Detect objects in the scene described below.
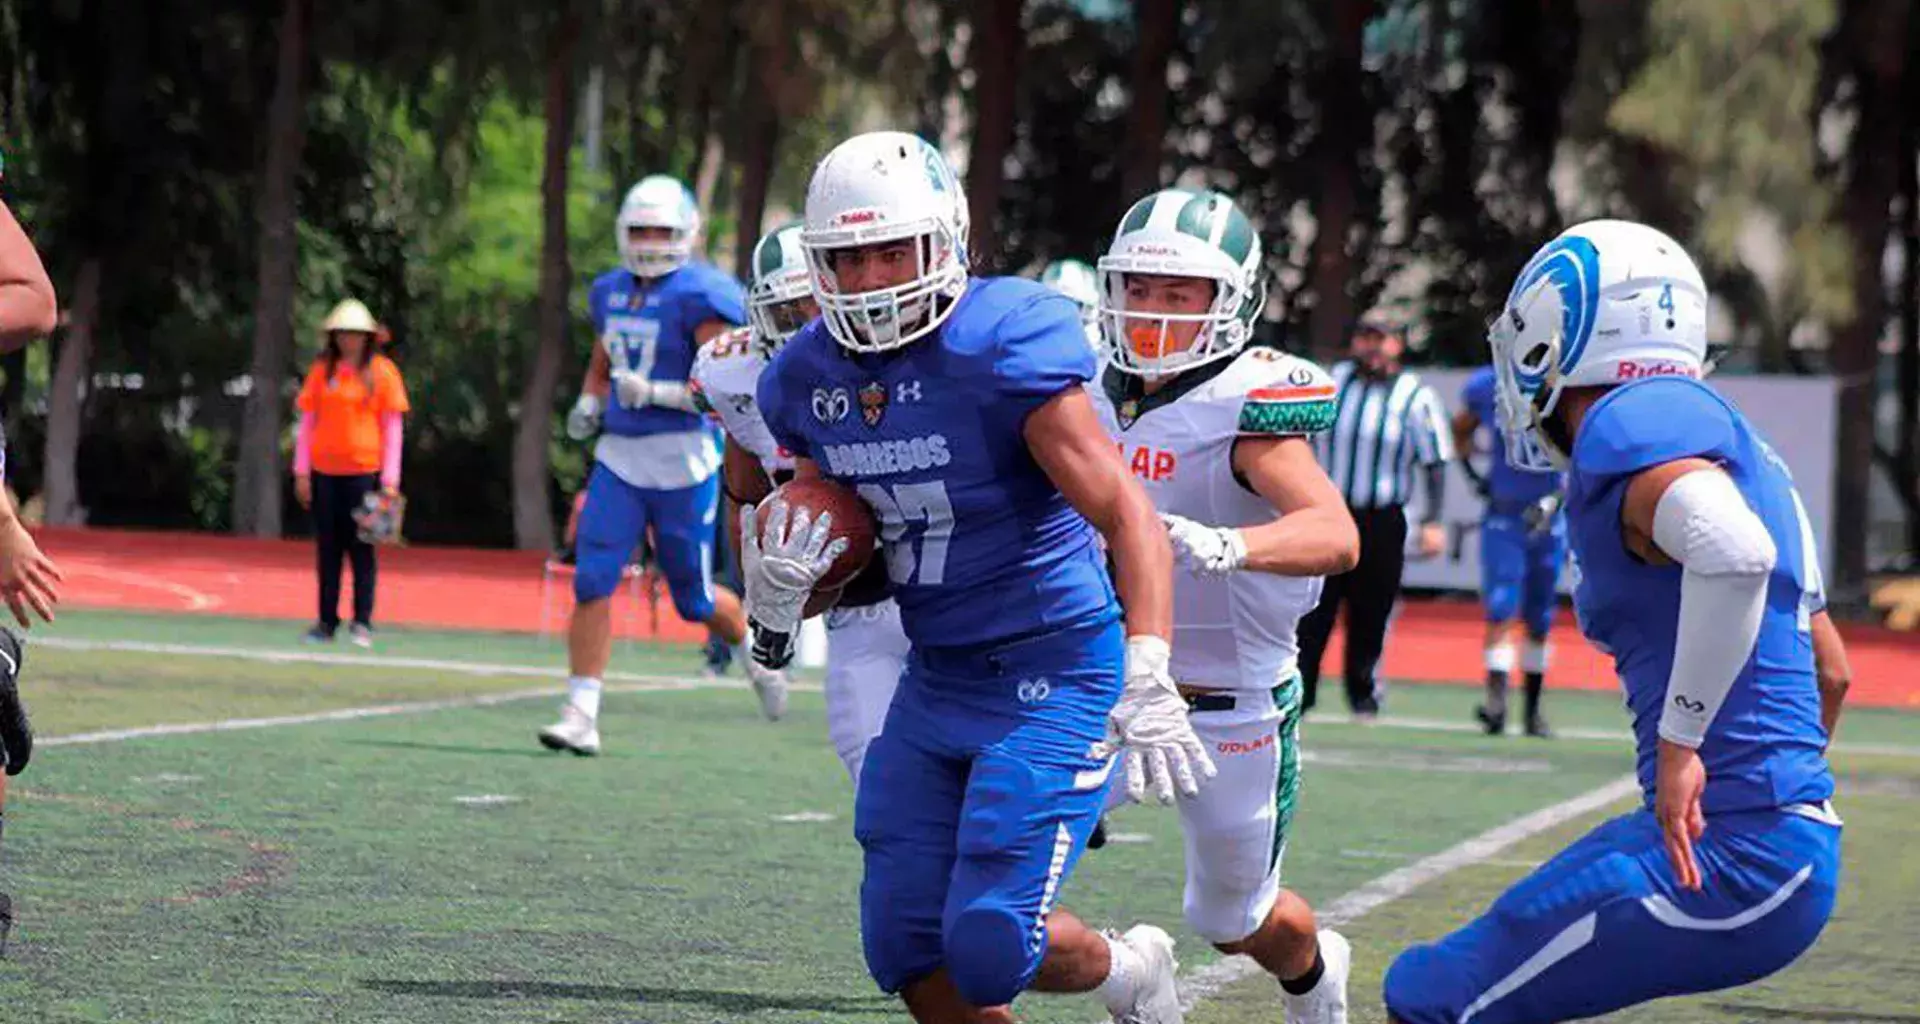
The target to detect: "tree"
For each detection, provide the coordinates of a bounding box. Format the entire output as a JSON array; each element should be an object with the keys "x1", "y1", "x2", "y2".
[
  {"x1": 510, "y1": 8, "x2": 581, "y2": 552},
  {"x1": 964, "y1": 0, "x2": 1025, "y2": 268},
  {"x1": 233, "y1": 0, "x2": 313, "y2": 537},
  {"x1": 1302, "y1": 0, "x2": 1377, "y2": 360},
  {"x1": 1121, "y1": 0, "x2": 1181, "y2": 202}
]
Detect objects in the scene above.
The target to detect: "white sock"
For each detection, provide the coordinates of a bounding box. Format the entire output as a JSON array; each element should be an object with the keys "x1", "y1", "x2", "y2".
[
  {"x1": 1484, "y1": 643, "x2": 1517, "y2": 673},
  {"x1": 1522, "y1": 640, "x2": 1551, "y2": 674},
  {"x1": 1096, "y1": 931, "x2": 1145, "y2": 1011},
  {"x1": 567, "y1": 676, "x2": 602, "y2": 718}
]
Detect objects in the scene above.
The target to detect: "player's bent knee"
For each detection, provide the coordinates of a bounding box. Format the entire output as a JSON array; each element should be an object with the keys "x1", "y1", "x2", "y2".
[
  {"x1": 572, "y1": 560, "x2": 622, "y2": 604},
  {"x1": 944, "y1": 903, "x2": 1041, "y2": 1007},
  {"x1": 1382, "y1": 945, "x2": 1467, "y2": 1024},
  {"x1": 1483, "y1": 582, "x2": 1522, "y2": 624},
  {"x1": 668, "y1": 585, "x2": 715, "y2": 624}
]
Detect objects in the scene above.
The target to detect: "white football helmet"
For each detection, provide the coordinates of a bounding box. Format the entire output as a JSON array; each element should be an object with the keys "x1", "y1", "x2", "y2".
[
  {"x1": 1040, "y1": 259, "x2": 1101, "y2": 348},
  {"x1": 617, "y1": 175, "x2": 700, "y2": 278},
  {"x1": 1097, "y1": 188, "x2": 1267, "y2": 376},
  {"x1": 800, "y1": 131, "x2": 970, "y2": 353},
  {"x1": 1488, "y1": 218, "x2": 1710, "y2": 470},
  {"x1": 747, "y1": 223, "x2": 813, "y2": 354}
]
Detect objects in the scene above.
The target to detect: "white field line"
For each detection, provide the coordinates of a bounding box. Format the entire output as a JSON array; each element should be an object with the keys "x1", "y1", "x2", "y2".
[{"x1": 1172, "y1": 775, "x2": 1643, "y2": 1014}]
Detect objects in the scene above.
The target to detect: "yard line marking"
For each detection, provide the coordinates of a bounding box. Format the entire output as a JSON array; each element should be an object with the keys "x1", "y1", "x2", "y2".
[
  {"x1": 29, "y1": 637, "x2": 1918, "y2": 762},
  {"x1": 1169, "y1": 775, "x2": 1643, "y2": 1016},
  {"x1": 42, "y1": 677, "x2": 816, "y2": 748}
]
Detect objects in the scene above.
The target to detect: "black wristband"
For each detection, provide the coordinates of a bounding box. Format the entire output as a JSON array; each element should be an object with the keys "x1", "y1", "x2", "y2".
[{"x1": 749, "y1": 622, "x2": 795, "y2": 670}]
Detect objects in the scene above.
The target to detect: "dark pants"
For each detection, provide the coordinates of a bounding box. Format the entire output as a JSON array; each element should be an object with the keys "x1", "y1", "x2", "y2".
[
  {"x1": 1298, "y1": 505, "x2": 1408, "y2": 714},
  {"x1": 312, "y1": 471, "x2": 379, "y2": 632}
]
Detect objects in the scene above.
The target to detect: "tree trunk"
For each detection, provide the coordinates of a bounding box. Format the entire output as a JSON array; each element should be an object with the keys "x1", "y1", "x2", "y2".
[
  {"x1": 232, "y1": 0, "x2": 311, "y2": 538},
  {"x1": 673, "y1": 1, "x2": 731, "y2": 182},
  {"x1": 1120, "y1": 0, "x2": 1180, "y2": 203},
  {"x1": 732, "y1": 0, "x2": 787, "y2": 282},
  {"x1": 511, "y1": 10, "x2": 580, "y2": 552},
  {"x1": 42, "y1": 258, "x2": 99, "y2": 527},
  {"x1": 1899, "y1": 6, "x2": 1920, "y2": 560},
  {"x1": 1304, "y1": 0, "x2": 1376, "y2": 362},
  {"x1": 963, "y1": 0, "x2": 1023, "y2": 271},
  {"x1": 1830, "y1": 0, "x2": 1911, "y2": 602}
]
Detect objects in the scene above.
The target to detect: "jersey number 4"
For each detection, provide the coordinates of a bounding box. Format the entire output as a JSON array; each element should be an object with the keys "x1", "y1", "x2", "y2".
[{"x1": 857, "y1": 481, "x2": 954, "y2": 586}]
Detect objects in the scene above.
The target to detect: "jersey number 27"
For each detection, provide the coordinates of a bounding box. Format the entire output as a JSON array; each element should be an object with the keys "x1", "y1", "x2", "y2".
[{"x1": 858, "y1": 481, "x2": 954, "y2": 586}]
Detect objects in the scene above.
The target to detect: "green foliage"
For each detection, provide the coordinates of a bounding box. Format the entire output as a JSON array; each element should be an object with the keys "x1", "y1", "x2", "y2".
[{"x1": 1609, "y1": 0, "x2": 1854, "y2": 350}]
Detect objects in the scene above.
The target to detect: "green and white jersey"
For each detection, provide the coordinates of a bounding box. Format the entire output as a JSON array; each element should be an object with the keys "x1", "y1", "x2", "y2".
[
  {"x1": 1091, "y1": 346, "x2": 1339, "y2": 691},
  {"x1": 690, "y1": 327, "x2": 796, "y2": 475}
]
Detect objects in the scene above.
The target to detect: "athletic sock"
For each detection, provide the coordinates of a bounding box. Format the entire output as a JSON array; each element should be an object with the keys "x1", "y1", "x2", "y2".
[
  {"x1": 566, "y1": 676, "x2": 602, "y2": 718},
  {"x1": 1096, "y1": 931, "x2": 1146, "y2": 1011}
]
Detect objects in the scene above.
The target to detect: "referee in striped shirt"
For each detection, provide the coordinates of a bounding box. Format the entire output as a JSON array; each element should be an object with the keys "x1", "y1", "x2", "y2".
[{"x1": 1300, "y1": 313, "x2": 1453, "y2": 716}]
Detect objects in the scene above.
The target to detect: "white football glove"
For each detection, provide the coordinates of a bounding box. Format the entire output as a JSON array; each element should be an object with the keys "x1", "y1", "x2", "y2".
[
  {"x1": 612, "y1": 371, "x2": 696, "y2": 412},
  {"x1": 740, "y1": 501, "x2": 847, "y2": 667},
  {"x1": 1161, "y1": 512, "x2": 1247, "y2": 579},
  {"x1": 1091, "y1": 636, "x2": 1216, "y2": 804},
  {"x1": 565, "y1": 394, "x2": 602, "y2": 441}
]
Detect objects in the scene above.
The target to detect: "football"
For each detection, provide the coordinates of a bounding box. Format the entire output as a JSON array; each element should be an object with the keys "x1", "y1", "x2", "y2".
[{"x1": 764, "y1": 476, "x2": 878, "y2": 595}]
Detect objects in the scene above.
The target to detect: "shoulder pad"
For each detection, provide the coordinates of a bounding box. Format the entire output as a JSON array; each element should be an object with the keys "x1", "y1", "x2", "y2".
[
  {"x1": 1573, "y1": 378, "x2": 1738, "y2": 479},
  {"x1": 1234, "y1": 350, "x2": 1339, "y2": 436}
]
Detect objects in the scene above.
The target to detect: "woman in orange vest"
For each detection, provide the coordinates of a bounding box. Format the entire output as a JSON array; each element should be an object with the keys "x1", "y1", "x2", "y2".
[{"x1": 293, "y1": 299, "x2": 409, "y2": 647}]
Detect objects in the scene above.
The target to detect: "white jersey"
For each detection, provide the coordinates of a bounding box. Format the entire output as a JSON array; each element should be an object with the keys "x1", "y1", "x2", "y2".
[
  {"x1": 690, "y1": 328, "x2": 795, "y2": 475},
  {"x1": 1091, "y1": 347, "x2": 1338, "y2": 691}
]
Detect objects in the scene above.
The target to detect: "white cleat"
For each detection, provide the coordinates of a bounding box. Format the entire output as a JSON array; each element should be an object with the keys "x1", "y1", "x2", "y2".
[
  {"x1": 537, "y1": 704, "x2": 601, "y2": 756},
  {"x1": 1283, "y1": 929, "x2": 1351, "y2": 1024},
  {"x1": 1109, "y1": 924, "x2": 1182, "y2": 1024},
  {"x1": 746, "y1": 661, "x2": 789, "y2": 721}
]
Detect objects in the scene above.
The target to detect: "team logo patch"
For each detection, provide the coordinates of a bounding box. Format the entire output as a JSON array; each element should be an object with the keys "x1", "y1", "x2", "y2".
[
  {"x1": 1118, "y1": 398, "x2": 1140, "y2": 429},
  {"x1": 858, "y1": 381, "x2": 889, "y2": 427},
  {"x1": 812, "y1": 386, "x2": 850, "y2": 424},
  {"x1": 1287, "y1": 365, "x2": 1316, "y2": 386}
]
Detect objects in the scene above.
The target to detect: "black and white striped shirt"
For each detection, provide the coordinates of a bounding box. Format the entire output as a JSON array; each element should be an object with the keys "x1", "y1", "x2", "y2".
[{"x1": 1313, "y1": 359, "x2": 1454, "y2": 509}]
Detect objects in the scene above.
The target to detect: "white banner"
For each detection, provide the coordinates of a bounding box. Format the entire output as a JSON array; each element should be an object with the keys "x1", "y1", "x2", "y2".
[{"x1": 1398, "y1": 370, "x2": 1838, "y2": 594}]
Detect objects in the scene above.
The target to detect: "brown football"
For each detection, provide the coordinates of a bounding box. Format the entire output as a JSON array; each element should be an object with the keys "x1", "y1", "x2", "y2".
[{"x1": 765, "y1": 476, "x2": 879, "y2": 596}]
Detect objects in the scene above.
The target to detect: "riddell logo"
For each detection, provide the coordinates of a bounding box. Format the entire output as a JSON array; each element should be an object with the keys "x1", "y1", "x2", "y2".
[
  {"x1": 1615, "y1": 359, "x2": 1698, "y2": 380},
  {"x1": 835, "y1": 209, "x2": 883, "y2": 226},
  {"x1": 1129, "y1": 244, "x2": 1181, "y2": 257},
  {"x1": 1217, "y1": 733, "x2": 1276, "y2": 756}
]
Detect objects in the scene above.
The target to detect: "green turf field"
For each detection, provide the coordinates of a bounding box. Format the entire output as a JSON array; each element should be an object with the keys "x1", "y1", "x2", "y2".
[{"x1": 2, "y1": 610, "x2": 1916, "y2": 1022}]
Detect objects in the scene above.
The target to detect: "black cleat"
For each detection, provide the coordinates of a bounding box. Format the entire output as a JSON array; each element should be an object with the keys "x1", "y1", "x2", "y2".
[
  {"x1": 1088, "y1": 815, "x2": 1110, "y2": 851},
  {"x1": 0, "y1": 629, "x2": 28, "y2": 775},
  {"x1": 1524, "y1": 713, "x2": 1555, "y2": 739},
  {"x1": 1474, "y1": 703, "x2": 1507, "y2": 736}
]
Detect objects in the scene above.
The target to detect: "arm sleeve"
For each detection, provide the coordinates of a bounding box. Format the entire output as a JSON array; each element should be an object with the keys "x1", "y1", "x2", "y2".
[
  {"x1": 294, "y1": 411, "x2": 315, "y2": 477},
  {"x1": 755, "y1": 354, "x2": 807, "y2": 459},
  {"x1": 295, "y1": 365, "x2": 320, "y2": 414},
  {"x1": 1238, "y1": 358, "x2": 1339, "y2": 436},
  {"x1": 1421, "y1": 463, "x2": 1447, "y2": 525},
  {"x1": 1411, "y1": 384, "x2": 1454, "y2": 466},
  {"x1": 1650, "y1": 468, "x2": 1777, "y2": 748},
  {"x1": 379, "y1": 412, "x2": 403, "y2": 490},
  {"x1": 991, "y1": 293, "x2": 1097, "y2": 400},
  {"x1": 703, "y1": 270, "x2": 750, "y2": 327},
  {"x1": 374, "y1": 359, "x2": 411, "y2": 415}
]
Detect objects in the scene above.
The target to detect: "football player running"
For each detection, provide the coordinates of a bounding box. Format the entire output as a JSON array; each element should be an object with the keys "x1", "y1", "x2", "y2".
[
  {"x1": 691, "y1": 223, "x2": 908, "y2": 778},
  {"x1": 539, "y1": 175, "x2": 782, "y2": 757},
  {"x1": 1090, "y1": 187, "x2": 1360, "y2": 1023},
  {"x1": 748, "y1": 131, "x2": 1206, "y2": 1023},
  {"x1": 1385, "y1": 220, "x2": 1854, "y2": 1023}
]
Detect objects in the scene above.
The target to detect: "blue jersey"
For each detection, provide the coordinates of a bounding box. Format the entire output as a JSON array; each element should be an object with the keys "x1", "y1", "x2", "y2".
[
  {"x1": 589, "y1": 263, "x2": 747, "y2": 438},
  {"x1": 1463, "y1": 366, "x2": 1560, "y2": 504},
  {"x1": 1565, "y1": 377, "x2": 1832, "y2": 814},
  {"x1": 760, "y1": 277, "x2": 1118, "y2": 648}
]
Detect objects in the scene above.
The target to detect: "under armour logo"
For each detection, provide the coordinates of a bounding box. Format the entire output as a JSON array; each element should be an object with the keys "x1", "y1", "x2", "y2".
[
  {"x1": 1016, "y1": 678, "x2": 1052, "y2": 704},
  {"x1": 896, "y1": 379, "x2": 923, "y2": 403},
  {"x1": 1672, "y1": 695, "x2": 1706, "y2": 715}
]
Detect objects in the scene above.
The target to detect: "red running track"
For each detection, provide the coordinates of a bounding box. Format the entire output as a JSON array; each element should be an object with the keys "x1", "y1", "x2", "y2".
[{"x1": 35, "y1": 525, "x2": 1920, "y2": 709}]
